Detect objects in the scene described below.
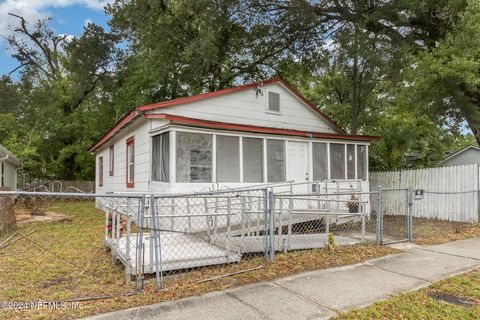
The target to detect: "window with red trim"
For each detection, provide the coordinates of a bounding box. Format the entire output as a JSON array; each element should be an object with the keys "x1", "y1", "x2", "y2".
[
  {"x1": 99, "y1": 156, "x2": 104, "y2": 187},
  {"x1": 109, "y1": 145, "x2": 114, "y2": 176},
  {"x1": 126, "y1": 137, "x2": 135, "y2": 188}
]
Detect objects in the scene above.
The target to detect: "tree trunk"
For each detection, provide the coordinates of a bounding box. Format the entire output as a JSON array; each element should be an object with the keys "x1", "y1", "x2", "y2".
[
  {"x1": 351, "y1": 28, "x2": 360, "y2": 135},
  {"x1": 463, "y1": 109, "x2": 480, "y2": 146},
  {"x1": 459, "y1": 86, "x2": 480, "y2": 146},
  {"x1": 63, "y1": 153, "x2": 76, "y2": 180}
]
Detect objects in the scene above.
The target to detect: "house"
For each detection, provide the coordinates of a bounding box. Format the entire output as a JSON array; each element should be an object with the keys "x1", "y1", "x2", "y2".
[
  {"x1": 438, "y1": 145, "x2": 480, "y2": 167},
  {"x1": 88, "y1": 78, "x2": 380, "y2": 194},
  {"x1": 0, "y1": 144, "x2": 21, "y2": 191}
]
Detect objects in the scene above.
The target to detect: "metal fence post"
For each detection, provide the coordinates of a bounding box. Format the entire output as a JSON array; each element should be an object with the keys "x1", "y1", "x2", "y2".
[
  {"x1": 263, "y1": 188, "x2": 275, "y2": 261},
  {"x1": 263, "y1": 188, "x2": 269, "y2": 260},
  {"x1": 268, "y1": 189, "x2": 275, "y2": 261},
  {"x1": 376, "y1": 186, "x2": 383, "y2": 245},
  {"x1": 150, "y1": 195, "x2": 163, "y2": 292},
  {"x1": 407, "y1": 187, "x2": 414, "y2": 241},
  {"x1": 125, "y1": 211, "x2": 131, "y2": 284},
  {"x1": 135, "y1": 195, "x2": 146, "y2": 293}
]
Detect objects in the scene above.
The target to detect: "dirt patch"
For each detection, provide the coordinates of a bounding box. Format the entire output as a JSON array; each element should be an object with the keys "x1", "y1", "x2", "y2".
[{"x1": 14, "y1": 206, "x2": 71, "y2": 225}]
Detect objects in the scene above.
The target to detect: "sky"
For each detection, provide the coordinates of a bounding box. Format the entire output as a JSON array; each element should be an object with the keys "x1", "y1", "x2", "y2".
[{"x1": 0, "y1": 0, "x2": 112, "y2": 76}]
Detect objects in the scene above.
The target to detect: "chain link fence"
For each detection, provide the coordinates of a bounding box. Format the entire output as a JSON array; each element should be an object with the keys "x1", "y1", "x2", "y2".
[{"x1": 0, "y1": 185, "x2": 479, "y2": 298}]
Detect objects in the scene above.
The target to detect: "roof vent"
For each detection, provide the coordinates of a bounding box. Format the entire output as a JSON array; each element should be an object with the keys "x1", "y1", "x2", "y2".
[{"x1": 268, "y1": 91, "x2": 280, "y2": 113}]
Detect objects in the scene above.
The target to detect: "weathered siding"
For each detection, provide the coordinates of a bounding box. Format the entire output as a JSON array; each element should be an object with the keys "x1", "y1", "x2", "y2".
[
  {"x1": 1, "y1": 161, "x2": 17, "y2": 190},
  {"x1": 96, "y1": 119, "x2": 152, "y2": 194},
  {"x1": 440, "y1": 148, "x2": 480, "y2": 167},
  {"x1": 151, "y1": 82, "x2": 338, "y2": 133},
  {"x1": 370, "y1": 164, "x2": 480, "y2": 222}
]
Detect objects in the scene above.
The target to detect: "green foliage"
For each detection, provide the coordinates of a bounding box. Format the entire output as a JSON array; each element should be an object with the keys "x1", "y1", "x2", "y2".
[
  {"x1": 2, "y1": 0, "x2": 480, "y2": 181},
  {"x1": 326, "y1": 232, "x2": 336, "y2": 253}
]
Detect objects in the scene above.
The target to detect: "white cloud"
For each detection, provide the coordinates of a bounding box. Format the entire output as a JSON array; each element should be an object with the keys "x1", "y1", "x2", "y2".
[
  {"x1": 84, "y1": 18, "x2": 93, "y2": 27},
  {"x1": 0, "y1": 0, "x2": 112, "y2": 38}
]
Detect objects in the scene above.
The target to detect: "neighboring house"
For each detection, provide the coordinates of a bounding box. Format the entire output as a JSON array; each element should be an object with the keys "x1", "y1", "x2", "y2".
[
  {"x1": 88, "y1": 78, "x2": 380, "y2": 194},
  {"x1": 0, "y1": 144, "x2": 22, "y2": 190},
  {"x1": 438, "y1": 145, "x2": 480, "y2": 167}
]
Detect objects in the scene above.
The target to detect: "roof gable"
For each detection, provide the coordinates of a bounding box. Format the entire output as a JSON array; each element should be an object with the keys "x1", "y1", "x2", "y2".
[
  {"x1": 438, "y1": 145, "x2": 480, "y2": 165},
  {"x1": 88, "y1": 78, "x2": 365, "y2": 152},
  {"x1": 0, "y1": 144, "x2": 22, "y2": 167},
  {"x1": 138, "y1": 78, "x2": 345, "y2": 134}
]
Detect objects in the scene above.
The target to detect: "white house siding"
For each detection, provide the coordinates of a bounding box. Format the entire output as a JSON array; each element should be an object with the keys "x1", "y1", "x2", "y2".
[
  {"x1": 1, "y1": 161, "x2": 17, "y2": 190},
  {"x1": 439, "y1": 148, "x2": 480, "y2": 167},
  {"x1": 96, "y1": 118, "x2": 153, "y2": 194},
  {"x1": 149, "y1": 82, "x2": 338, "y2": 133}
]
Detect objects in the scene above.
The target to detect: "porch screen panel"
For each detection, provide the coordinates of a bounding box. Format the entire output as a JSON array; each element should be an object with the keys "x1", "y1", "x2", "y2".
[
  {"x1": 313, "y1": 142, "x2": 328, "y2": 180},
  {"x1": 330, "y1": 143, "x2": 345, "y2": 179},
  {"x1": 357, "y1": 145, "x2": 367, "y2": 180},
  {"x1": 176, "y1": 132, "x2": 212, "y2": 182},
  {"x1": 152, "y1": 132, "x2": 170, "y2": 182},
  {"x1": 267, "y1": 139, "x2": 285, "y2": 182},
  {"x1": 216, "y1": 135, "x2": 240, "y2": 182},
  {"x1": 243, "y1": 138, "x2": 263, "y2": 182},
  {"x1": 347, "y1": 144, "x2": 356, "y2": 179}
]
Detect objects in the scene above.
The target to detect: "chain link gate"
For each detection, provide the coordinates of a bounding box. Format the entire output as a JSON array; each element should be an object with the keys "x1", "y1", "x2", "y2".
[
  {"x1": 376, "y1": 187, "x2": 413, "y2": 245},
  {"x1": 148, "y1": 188, "x2": 272, "y2": 291}
]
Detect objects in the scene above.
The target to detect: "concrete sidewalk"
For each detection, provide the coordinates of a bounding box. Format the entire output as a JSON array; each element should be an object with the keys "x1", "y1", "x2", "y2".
[{"x1": 86, "y1": 238, "x2": 480, "y2": 320}]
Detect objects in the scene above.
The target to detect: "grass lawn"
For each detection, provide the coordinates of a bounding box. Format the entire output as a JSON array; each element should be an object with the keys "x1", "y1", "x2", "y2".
[
  {"x1": 0, "y1": 200, "x2": 398, "y2": 320},
  {"x1": 0, "y1": 201, "x2": 478, "y2": 319},
  {"x1": 335, "y1": 268, "x2": 480, "y2": 320}
]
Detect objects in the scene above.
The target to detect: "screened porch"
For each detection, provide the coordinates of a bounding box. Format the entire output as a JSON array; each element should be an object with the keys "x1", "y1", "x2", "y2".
[{"x1": 149, "y1": 127, "x2": 368, "y2": 194}]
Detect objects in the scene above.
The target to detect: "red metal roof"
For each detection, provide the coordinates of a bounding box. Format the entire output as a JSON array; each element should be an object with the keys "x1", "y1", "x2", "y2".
[
  {"x1": 87, "y1": 109, "x2": 138, "y2": 152},
  {"x1": 88, "y1": 78, "x2": 375, "y2": 152},
  {"x1": 145, "y1": 114, "x2": 381, "y2": 141}
]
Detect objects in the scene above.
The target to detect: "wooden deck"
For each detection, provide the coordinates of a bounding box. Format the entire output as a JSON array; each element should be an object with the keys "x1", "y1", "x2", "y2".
[{"x1": 106, "y1": 233, "x2": 241, "y2": 275}]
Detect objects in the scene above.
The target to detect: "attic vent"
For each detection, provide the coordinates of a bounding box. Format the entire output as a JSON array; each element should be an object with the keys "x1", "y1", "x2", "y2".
[{"x1": 267, "y1": 91, "x2": 280, "y2": 113}]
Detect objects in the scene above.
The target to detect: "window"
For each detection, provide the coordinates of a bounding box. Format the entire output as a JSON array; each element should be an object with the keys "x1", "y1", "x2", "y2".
[
  {"x1": 0, "y1": 161, "x2": 4, "y2": 187},
  {"x1": 330, "y1": 143, "x2": 345, "y2": 179},
  {"x1": 267, "y1": 139, "x2": 285, "y2": 182},
  {"x1": 98, "y1": 156, "x2": 104, "y2": 187},
  {"x1": 176, "y1": 132, "x2": 212, "y2": 182},
  {"x1": 347, "y1": 144, "x2": 356, "y2": 179},
  {"x1": 109, "y1": 145, "x2": 114, "y2": 176},
  {"x1": 216, "y1": 135, "x2": 240, "y2": 182},
  {"x1": 313, "y1": 143, "x2": 328, "y2": 180},
  {"x1": 126, "y1": 137, "x2": 135, "y2": 188},
  {"x1": 243, "y1": 137, "x2": 263, "y2": 182},
  {"x1": 357, "y1": 145, "x2": 367, "y2": 180},
  {"x1": 267, "y1": 91, "x2": 280, "y2": 113},
  {"x1": 152, "y1": 132, "x2": 170, "y2": 182}
]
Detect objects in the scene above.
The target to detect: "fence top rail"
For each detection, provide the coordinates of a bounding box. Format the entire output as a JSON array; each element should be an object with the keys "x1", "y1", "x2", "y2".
[
  {"x1": 276, "y1": 191, "x2": 376, "y2": 197},
  {"x1": 423, "y1": 190, "x2": 480, "y2": 195},
  {"x1": 276, "y1": 197, "x2": 369, "y2": 204},
  {"x1": 215, "y1": 178, "x2": 365, "y2": 192},
  {"x1": 0, "y1": 190, "x2": 144, "y2": 199},
  {"x1": 379, "y1": 187, "x2": 409, "y2": 191}
]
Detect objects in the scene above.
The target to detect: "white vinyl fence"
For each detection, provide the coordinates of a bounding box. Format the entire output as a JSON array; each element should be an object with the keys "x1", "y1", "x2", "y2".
[{"x1": 370, "y1": 164, "x2": 480, "y2": 223}]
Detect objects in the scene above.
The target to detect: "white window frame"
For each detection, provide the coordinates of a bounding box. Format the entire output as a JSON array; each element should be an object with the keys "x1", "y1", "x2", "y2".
[
  {"x1": 126, "y1": 137, "x2": 135, "y2": 188},
  {"x1": 148, "y1": 124, "x2": 370, "y2": 185}
]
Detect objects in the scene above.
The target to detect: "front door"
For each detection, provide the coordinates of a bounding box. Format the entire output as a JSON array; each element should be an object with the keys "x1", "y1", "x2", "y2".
[{"x1": 287, "y1": 141, "x2": 309, "y2": 183}]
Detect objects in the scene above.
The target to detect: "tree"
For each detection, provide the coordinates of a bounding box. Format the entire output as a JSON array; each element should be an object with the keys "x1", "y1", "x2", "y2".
[
  {"x1": 106, "y1": 0, "x2": 326, "y2": 110},
  {"x1": 408, "y1": 0, "x2": 480, "y2": 143},
  {"x1": 253, "y1": 0, "x2": 480, "y2": 142},
  {"x1": 3, "y1": 15, "x2": 118, "y2": 180}
]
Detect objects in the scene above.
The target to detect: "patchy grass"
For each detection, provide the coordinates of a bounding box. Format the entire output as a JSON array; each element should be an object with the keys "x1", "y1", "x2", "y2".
[
  {"x1": 335, "y1": 268, "x2": 480, "y2": 320},
  {"x1": 360, "y1": 215, "x2": 480, "y2": 245},
  {"x1": 413, "y1": 220, "x2": 480, "y2": 245},
  {"x1": 0, "y1": 201, "x2": 399, "y2": 320}
]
